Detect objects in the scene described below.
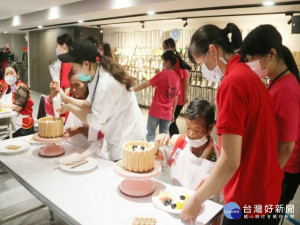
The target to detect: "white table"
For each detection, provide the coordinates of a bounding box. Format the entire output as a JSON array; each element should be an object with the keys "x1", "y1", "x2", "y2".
[
  {"x1": 0, "y1": 136, "x2": 223, "y2": 225},
  {"x1": 0, "y1": 111, "x2": 18, "y2": 139}
]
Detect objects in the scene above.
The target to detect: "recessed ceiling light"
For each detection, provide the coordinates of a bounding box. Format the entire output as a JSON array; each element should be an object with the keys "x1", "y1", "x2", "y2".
[
  {"x1": 263, "y1": 1, "x2": 274, "y2": 6},
  {"x1": 78, "y1": 20, "x2": 84, "y2": 23},
  {"x1": 4, "y1": 31, "x2": 7, "y2": 33},
  {"x1": 38, "y1": 25, "x2": 43, "y2": 29},
  {"x1": 147, "y1": 11, "x2": 155, "y2": 15}
]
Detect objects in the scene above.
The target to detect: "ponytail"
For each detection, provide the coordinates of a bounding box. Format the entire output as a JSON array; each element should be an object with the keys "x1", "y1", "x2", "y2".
[
  {"x1": 163, "y1": 38, "x2": 191, "y2": 71},
  {"x1": 188, "y1": 23, "x2": 242, "y2": 62},
  {"x1": 101, "y1": 55, "x2": 135, "y2": 91},
  {"x1": 222, "y1": 23, "x2": 242, "y2": 51},
  {"x1": 282, "y1": 46, "x2": 300, "y2": 83}
]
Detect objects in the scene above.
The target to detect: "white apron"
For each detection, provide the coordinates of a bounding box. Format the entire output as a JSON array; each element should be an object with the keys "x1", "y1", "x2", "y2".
[
  {"x1": 64, "y1": 112, "x2": 108, "y2": 159},
  {"x1": 170, "y1": 144, "x2": 215, "y2": 190},
  {"x1": 0, "y1": 92, "x2": 23, "y2": 131}
]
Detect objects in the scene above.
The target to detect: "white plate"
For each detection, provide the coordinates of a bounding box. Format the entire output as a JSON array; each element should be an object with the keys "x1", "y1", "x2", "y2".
[
  {"x1": 152, "y1": 186, "x2": 194, "y2": 214},
  {"x1": 59, "y1": 157, "x2": 98, "y2": 172},
  {"x1": 0, "y1": 108, "x2": 12, "y2": 114},
  {"x1": 0, "y1": 140, "x2": 30, "y2": 154},
  {"x1": 26, "y1": 135, "x2": 43, "y2": 144},
  {"x1": 115, "y1": 207, "x2": 174, "y2": 225}
]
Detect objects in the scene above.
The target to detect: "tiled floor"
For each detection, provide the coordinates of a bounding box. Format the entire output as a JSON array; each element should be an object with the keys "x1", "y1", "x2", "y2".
[{"x1": 0, "y1": 91, "x2": 299, "y2": 225}]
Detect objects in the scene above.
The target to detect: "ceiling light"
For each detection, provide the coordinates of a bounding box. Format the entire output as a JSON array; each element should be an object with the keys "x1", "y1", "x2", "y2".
[
  {"x1": 12, "y1": 15, "x2": 20, "y2": 27},
  {"x1": 48, "y1": 6, "x2": 60, "y2": 20},
  {"x1": 78, "y1": 20, "x2": 84, "y2": 23},
  {"x1": 4, "y1": 31, "x2": 7, "y2": 34},
  {"x1": 263, "y1": 1, "x2": 274, "y2": 6},
  {"x1": 147, "y1": 11, "x2": 155, "y2": 15},
  {"x1": 100, "y1": 28, "x2": 103, "y2": 33},
  {"x1": 182, "y1": 18, "x2": 188, "y2": 27},
  {"x1": 38, "y1": 25, "x2": 43, "y2": 29}
]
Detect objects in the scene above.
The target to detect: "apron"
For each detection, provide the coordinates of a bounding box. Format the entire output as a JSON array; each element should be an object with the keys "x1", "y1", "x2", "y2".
[
  {"x1": 0, "y1": 91, "x2": 23, "y2": 131},
  {"x1": 64, "y1": 111, "x2": 108, "y2": 159},
  {"x1": 170, "y1": 144, "x2": 215, "y2": 190}
]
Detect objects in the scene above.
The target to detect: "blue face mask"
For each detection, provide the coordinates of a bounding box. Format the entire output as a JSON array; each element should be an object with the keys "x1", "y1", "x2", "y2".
[{"x1": 76, "y1": 73, "x2": 92, "y2": 82}]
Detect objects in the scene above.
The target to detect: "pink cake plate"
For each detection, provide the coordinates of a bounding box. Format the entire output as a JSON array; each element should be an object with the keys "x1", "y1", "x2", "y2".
[
  {"x1": 33, "y1": 133, "x2": 69, "y2": 157},
  {"x1": 114, "y1": 161, "x2": 161, "y2": 197}
]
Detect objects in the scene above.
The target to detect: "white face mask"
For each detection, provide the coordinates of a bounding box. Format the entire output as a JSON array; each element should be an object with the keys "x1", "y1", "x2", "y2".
[
  {"x1": 247, "y1": 60, "x2": 268, "y2": 79},
  {"x1": 5, "y1": 75, "x2": 17, "y2": 86},
  {"x1": 201, "y1": 52, "x2": 227, "y2": 82},
  {"x1": 185, "y1": 135, "x2": 208, "y2": 148}
]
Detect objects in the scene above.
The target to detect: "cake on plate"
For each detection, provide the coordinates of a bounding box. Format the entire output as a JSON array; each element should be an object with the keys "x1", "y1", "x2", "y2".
[
  {"x1": 122, "y1": 141, "x2": 155, "y2": 173},
  {"x1": 38, "y1": 117, "x2": 63, "y2": 138}
]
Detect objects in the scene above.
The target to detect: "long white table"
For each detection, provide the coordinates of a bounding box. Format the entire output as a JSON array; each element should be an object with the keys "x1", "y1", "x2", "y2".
[
  {"x1": 0, "y1": 136, "x2": 222, "y2": 225},
  {"x1": 0, "y1": 110, "x2": 18, "y2": 139}
]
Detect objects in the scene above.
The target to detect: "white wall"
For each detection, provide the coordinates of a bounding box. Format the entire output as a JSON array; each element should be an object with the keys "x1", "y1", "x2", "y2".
[{"x1": 103, "y1": 14, "x2": 300, "y2": 51}]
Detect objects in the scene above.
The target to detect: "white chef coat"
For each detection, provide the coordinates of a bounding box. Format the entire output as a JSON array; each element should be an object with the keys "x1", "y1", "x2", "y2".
[
  {"x1": 86, "y1": 66, "x2": 146, "y2": 161},
  {"x1": 64, "y1": 111, "x2": 108, "y2": 160}
]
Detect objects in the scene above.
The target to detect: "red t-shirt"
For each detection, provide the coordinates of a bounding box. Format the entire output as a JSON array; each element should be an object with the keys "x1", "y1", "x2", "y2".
[
  {"x1": 174, "y1": 59, "x2": 189, "y2": 105},
  {"x1": 268, "y1": 74, "x2": 300, "y2": 174},
  {"x1": 149, "y1": 70, "x2": 180, "y2": 121},
  {"x1": 216, "y1": 55, "x2": 283, "y2": 216},
  {"x1": 60, "y1": 62, "x2": 71, "y2": 88}
]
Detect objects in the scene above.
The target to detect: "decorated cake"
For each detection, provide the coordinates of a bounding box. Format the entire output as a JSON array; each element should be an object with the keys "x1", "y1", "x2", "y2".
[
  {"x1": 38, "y1": 117, "x2": 63, "y2": 138},
  {"x1": 122, "y1": 141, "x2": 155, "y2": 173}
]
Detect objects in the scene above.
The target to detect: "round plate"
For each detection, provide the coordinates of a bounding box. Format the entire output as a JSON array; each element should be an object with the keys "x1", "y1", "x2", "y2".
[
  {"x1": 115, "y1": 206, "x2": 173, "y2": 225},
  {"x1": 114, "y1": 161, "x2": 161, "y2": 180},
  {"x1": 38, "y1": 144, "x2": 65, "y2": 157},
  {"x1": 152, "y1": 186, "x2": 196, "y2": 214},
  {"x1": 0, "y1": 140, "x2": 30, "y2": 154},
  {"x1": 26, "y1": 135, "x2": 43, "y2": 144},
  {"x1": 0, "y1": 108, "x2": 12, "y2": 114},
  {"x1": 59, "y1": 157, "x2": 98, "y2": 172},
  {"x1": 33, "y1": 132, "x2": 68, "y2": 144}
]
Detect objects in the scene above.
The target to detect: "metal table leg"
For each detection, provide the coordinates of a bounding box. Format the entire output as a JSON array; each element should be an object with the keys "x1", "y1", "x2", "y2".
[{"x1": 8, "y1": 117, "x2": 12, "y2": 139}]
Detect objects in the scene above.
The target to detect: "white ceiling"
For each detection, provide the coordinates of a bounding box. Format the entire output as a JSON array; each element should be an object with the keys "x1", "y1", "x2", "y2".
[{"x1": 0, "y1": 0, "x2": 299, "y2": 33}]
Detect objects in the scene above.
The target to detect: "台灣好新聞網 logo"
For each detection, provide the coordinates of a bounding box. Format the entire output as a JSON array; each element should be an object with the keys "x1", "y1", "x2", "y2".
[{"x1": 223, "y1": 202, "x2": 242, "y2": 219}]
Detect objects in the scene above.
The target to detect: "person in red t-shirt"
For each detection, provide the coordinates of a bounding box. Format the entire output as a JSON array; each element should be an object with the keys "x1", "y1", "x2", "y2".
[
  {"x1": 134, "y1": 50, "x2": 180, "y2": 142},
  {"x1": 56, "y1": 34, "x2": 73, "y2": 95},
  {"x1": 180, "y1": 23, "x2": 283, "y2": 225},
  {"x1": 240, "y1": 24, "x2": 300, "y2": 221},
  {"x1": 162, "y1": 38, "x2": 191, "y2": 136}
]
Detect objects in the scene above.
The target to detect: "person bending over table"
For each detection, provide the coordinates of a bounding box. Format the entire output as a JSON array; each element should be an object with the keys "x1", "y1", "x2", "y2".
[{"x1": 57, "y1": 39, "x2": 146, "y2": 161}]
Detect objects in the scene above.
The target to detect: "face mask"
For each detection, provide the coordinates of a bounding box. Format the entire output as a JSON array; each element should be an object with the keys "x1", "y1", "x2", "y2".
[
  {"x1": 5, "y1": 75, "x2": 17, "y2": 86},
  {"x1": 55, "y1": 47, "x2": 60, "y2": 56},
  {"x1": 247, "y1": 60, "x2": 268, "y2": 79},
  {"x1": 185, "y1": 135, "x2": 208, "y2": 148},
  {"x1": 76, "y1": 73, "x2": 92, "y2": 82},
  {"x1": 201, "y1": 52, "x2": 227, "y2": 82}
]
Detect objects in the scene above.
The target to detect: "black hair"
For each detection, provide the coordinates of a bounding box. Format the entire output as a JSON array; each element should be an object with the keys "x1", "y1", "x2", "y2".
[
  {"x1": 188, "y1": 23, "x2": 242, "y2": 64},
  {"x1": 87, "y1": 36, "x2": 99, "y2": 48},
  {"x1": 99, "y1": 41, "x2": 113, "y2": 59},
  {"x1": 56, "y1": 34, "x2": 73, "y2": 47},
  {"x1": 239, "y1": 24, "x2": 300, "y2": 83},
  {"x1": 163, "y1": 38, "x2": 191, "y2": 71},
  {"x1": 68, "y1": 68, "x2": 89, "y2": 98},
  {"x1": 4, "y1": 62, "x2": 18, "y2": 74},
  {"x1": 184, "y1": 98, "x2": 215, "y2": 131},
  {"x1": 161, "y1": 50, "x2": 177, "y2": 67}
]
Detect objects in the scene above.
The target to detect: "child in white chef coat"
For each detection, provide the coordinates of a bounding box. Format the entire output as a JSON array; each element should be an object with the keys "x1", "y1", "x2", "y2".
[{"x1": 155, "y1": 98, "x2": 219, "y2": 191}]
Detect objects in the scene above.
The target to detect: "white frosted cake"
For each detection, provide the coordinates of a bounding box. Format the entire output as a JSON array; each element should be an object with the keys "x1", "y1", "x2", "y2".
[
  {"x1": 122, "y1": 141, "x2": 155, "y2": 173},
  {"x1": 38, "y1": 117, "x2": 63, "y2": 138}
]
